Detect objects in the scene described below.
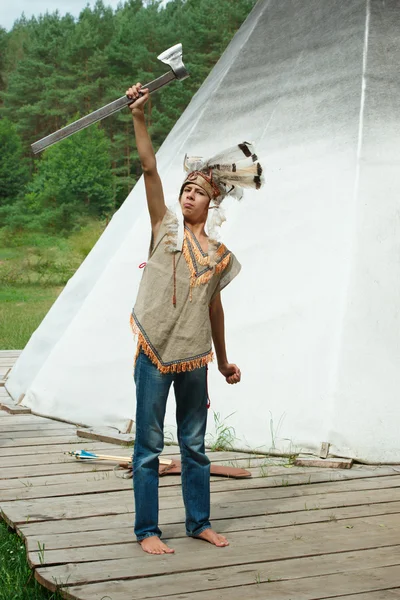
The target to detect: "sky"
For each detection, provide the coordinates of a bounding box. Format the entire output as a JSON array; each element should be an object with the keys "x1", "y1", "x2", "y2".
[{"x1": 0, "y1": 0, "x2": 144, "y2": 31}]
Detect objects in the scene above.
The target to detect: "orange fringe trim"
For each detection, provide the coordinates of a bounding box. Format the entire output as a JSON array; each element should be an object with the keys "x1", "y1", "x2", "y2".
[
  {"x1": 136, "y1": 332, "x2": 213, "y2": 374},
  {"x1": 182, "y1": 236, "x2": 231, "y2": 291},
  {"x1": 130, "y1": 313, "x2": 139, "y2": 335},
  {"x1": 131, "y1": 314, "x2": 214, "y2": 373},
  {"x1": 215, "y1": 252, "x2": 231, "y2": 274},
  {"x1": 182, "y1": 236, "x2": 196, "y2": 277},
  {"x1": 215, "y1": 242, "x2": 228, "y2": 260},
  {"x1": 130, "y1": 314, "x2": 141, "y2": 366}
]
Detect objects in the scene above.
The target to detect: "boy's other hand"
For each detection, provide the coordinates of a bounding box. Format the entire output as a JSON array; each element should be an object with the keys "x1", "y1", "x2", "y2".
[{"x1": 219, "y1": 363, "x2": 241, "y2": 384}]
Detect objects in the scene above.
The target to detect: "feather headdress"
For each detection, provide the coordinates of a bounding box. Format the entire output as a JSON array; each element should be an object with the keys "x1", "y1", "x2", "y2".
[
  {"x1": 183, "y1": 141, "x2": 264, "y2": 203},
  {"x1": 170, "y1": 141, "x2": 264, "y2": 257}
]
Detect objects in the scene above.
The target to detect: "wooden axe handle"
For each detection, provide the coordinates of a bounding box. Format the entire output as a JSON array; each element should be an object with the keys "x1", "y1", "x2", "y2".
[{"x1": 31, "y1": 71, "x2": 176, "y2": 153}]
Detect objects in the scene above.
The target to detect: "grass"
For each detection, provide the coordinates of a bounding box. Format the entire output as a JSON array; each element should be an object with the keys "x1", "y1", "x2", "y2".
[
  {"x1": 0, "y1": 221, "x2": 105, "y2": 349},
  {"x1": 206, "y1": 411, "x2": 237, "y2": 452},
  {"x1": 0, "y1": 520, "x2": 61, "y2": 600},
  {"x1": 0, "y1": 286, "x2": 62, "y2": 349}
]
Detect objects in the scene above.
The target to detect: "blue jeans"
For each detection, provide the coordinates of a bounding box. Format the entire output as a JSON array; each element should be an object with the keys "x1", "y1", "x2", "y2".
[{"x1": 133, "y1": 350, "x2": 211, "y2": 541}]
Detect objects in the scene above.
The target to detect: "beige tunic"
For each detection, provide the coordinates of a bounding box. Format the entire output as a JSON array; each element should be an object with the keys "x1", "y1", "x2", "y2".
[{"x1": 131, "y1": 209, "x2": 241, "y2": 372}]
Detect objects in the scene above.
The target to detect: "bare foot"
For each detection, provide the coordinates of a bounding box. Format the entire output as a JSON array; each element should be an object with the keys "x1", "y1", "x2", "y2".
[
  {"x1": 139, "y1": 536, "x2": 175, "y2": 555},
  {"x1": 194, "y1": 528, "x2": 229, "y2": 547}
]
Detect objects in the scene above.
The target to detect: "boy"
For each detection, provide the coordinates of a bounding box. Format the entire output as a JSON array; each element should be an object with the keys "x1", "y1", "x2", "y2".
[{"x1": 128, "y1": 83, "x2": 262, "y2": 554}]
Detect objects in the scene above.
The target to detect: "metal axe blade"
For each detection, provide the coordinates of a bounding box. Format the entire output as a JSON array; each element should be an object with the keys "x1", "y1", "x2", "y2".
[{"x1": 31, "y1": 43, "x2": 189, "y2": 154}]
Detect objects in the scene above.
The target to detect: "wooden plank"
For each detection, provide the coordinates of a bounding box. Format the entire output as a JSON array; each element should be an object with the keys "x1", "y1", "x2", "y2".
[
  {"x1": 0, "y1": 362, "x2": 15, "y2": 368},
  {"x1": 0, "y1": 404, "x2": 31, "y2": 414},
  {"x1": 0, "y1": 436, "x2": 90, "y2": 447},
  {"x1": 0, "y1": 428, "x2": 78, "y2": 439},
  {"x1": 0, "y1": 442, "x2": 123, "y2": 458},
  {"x1": 29, "y1": 512, "x2": 400, "y2": 568},
  {"x1": 324, "y1": 592, "x2": 400, "y2": 599},
  {"x1": 33, "y1": 516, "x2": 400, "y2": 589},
  {"x1": 295, "y1": 456, "x2": 354, "y2": 469},
  {"x1": 61, "y1": 546, "x2": 400, "y2": 600},
  {"x1": 76, "y1": 428, "x2": 135, "y2": 446},
  {"x1": 1, "y1": 455, "x2": 398, "y2": 496},
  {"x1": 0, "y1": 473, "x2": 131, "y2": 501},
  {"x1": 5, "y1": 476, "x2": 400, "y2": 527},
  {"x1": 0, "y1": 451, "x2": 394, "y2": 486},
  {"x1": 155, "y1": 565, "x2": 400, "y2": 600},
  {"x1": 204, "y1": 465, "x2": 400, "y2": 491},
  {"x1": 200, "y1": 473, "x2": 400, "y2": 496},
  {"x1": 0, "y1": 415, "x2": 64, "y2": 424},
  {"x1": 0, "y1": 409, "x2": 83, "y2": 429},
  {"x1": 24, "y1": 501, "x2": 400, "y2": 554},
  {"x1": 0, "y1": 449, "x2": 253, "y2": 472},
  {"x1": 0, "y1": 423, "x2": 76, "y2": 433},
  {"x1": 22, "y1": 491, "x2": 400, "y2": 540},
  {"x1": 0, "y1": 460, "x2": 120, "y2": 481},
  {"x1": 4, "y1": 468, "x2": 400, "y2": 504},
  {"x1": 0, "y1": 446, "x2": 184, "y2": 471},
  {"x1": 0, "y1": 457, "x2": 120, "y2": 480}
]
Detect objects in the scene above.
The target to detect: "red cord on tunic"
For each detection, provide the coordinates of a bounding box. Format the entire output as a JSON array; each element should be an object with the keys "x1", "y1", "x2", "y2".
[{"x1": 172, "y1": 254, "x2": 177, "y2": 306}]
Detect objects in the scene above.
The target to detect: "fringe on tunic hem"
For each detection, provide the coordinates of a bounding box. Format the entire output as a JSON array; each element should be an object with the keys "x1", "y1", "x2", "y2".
[{"x1": 130, "y1": 314, "x2": 213, "y2": 374}]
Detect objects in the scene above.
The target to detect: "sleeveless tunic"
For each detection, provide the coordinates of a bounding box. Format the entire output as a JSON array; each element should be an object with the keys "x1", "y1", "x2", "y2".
[{"x1": 131, "y1": 209, "x2": 241, "y2": 372}]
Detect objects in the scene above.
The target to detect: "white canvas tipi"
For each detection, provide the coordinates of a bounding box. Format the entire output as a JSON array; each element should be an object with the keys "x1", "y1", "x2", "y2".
[{"x1": 7, "y1": 0, "x2": 400, "y2": 462}]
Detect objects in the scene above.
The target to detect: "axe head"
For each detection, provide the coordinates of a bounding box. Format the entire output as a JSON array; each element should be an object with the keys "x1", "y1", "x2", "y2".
[{"x1": 157, "y1": 43, "x2": 189, "y2": 80}]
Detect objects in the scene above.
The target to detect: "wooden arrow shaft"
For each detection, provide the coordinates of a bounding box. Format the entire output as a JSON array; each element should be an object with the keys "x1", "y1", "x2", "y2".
[{"x1": 71, "y1": 452, "x2": 172, "y2": 466}]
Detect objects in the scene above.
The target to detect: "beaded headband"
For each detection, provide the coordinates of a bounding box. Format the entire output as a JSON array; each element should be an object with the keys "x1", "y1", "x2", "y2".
[{"x1": 180, "y1": 171, "x2": 221, "y2": 200}]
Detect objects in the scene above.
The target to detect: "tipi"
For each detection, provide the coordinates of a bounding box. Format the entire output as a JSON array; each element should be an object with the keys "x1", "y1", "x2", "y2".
[{"x1": 7, "y1": 0, "x2": 400, "y2": 462}]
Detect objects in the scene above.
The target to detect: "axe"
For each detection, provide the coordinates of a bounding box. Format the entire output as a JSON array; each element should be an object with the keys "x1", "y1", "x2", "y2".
[{"x1": 31, "y1": 43, "x2": 189, "y2": 154}]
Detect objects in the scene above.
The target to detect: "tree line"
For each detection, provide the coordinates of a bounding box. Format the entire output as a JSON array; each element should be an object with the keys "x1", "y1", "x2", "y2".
[{"x1": 0, "y1": 0, "x2": 256, "y2": 234}]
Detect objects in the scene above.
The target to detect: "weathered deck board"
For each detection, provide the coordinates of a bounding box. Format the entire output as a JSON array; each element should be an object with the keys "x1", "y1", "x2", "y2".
[
  {"x1": 3, "y1": 468, "x2": 400, "y2": 502},
  {"x1": 0, "y1": 440, "x2": 132, "y2": 457},
  {"x1": 1, "y1": 422, "x2": 77, "y2": 432},
  {"x1": 1, "y1": 355, "x2": 399, "y2": 600},
  {"x1": 60, "y1": 546, "x2": 400, "y2": 600},
  {"x1": 29, "y1": 512, "x2": 399, "y2": 569},
  {"x1": 0, "y1": 403, "x2": 31, "y2": 414},
  {"x1": 23, "y1": 501, "x2": 400, "y2": 553},
  {"x1": 330, "y1": 593, "x2": 400, "y2": 599},
  {"x1": 4, "y1": 476, "x2": 400, "y2": 528},
  {"x1": 0, "y1": 433, "x2": 100, "y2": 446},
  {"x1": 34, "y1": 517, "x2": 400, "y2": 590},
  {"x1": 156, "y1": 565, "x2": 400, "y2": 600},
  {"x1": 0, "y1": 428, "x2": 79, "y2": 439}
]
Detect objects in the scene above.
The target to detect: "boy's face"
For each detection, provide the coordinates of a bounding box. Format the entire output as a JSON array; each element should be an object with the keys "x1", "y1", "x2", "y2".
[{"x1": 179, "y1": 183, "x2": 211, "y2": 223}]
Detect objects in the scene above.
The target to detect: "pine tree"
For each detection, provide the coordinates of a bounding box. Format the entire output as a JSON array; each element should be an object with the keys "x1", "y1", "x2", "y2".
[
  {"x1": 1, "y1": 13, "x2": 76, "y2": 147},
  {"x1": 2, "y1": 125, "x2": 113, "y2": 233},
  {"x1": 0, "y1": 118, "x2": 30, "y2": 206}
]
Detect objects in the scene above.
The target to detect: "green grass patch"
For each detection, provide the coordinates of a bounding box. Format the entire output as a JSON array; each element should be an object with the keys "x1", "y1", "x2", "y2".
[
  {"x1": 0, "y1": 286, "x2": 62, "y2": 349},
  {"x1": 0, "y1": 520, "x2": 61, "y2": 600},
  {"x1": 0, "y1": 220, "x2": 105, "y2": 349},
  {"x1": 0, "y1": 220, "x2": 105, "y2": 287}
]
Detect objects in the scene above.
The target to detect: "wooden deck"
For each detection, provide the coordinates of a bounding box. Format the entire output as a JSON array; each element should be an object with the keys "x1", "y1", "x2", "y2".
[{"x1": 1, "y1": 351, "x2": 400, "y2": 599}]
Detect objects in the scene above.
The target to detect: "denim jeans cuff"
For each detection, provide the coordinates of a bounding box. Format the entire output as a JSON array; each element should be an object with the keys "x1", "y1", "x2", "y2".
[{"x1": 186, "y1": 523, "x2": 211, "y2": 538}]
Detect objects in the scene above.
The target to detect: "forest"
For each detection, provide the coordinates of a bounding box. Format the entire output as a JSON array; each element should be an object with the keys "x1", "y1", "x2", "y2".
[
  {"x1": 0, "y1": 0, "x2": 256, "y2": 349},
  {"x1": 0, "y1": 0, "x2": 256, "y2": 233}
]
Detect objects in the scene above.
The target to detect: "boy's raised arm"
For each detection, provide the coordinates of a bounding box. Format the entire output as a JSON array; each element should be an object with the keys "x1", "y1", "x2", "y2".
[{"x1": 127, "y1": 83, "x2": 167, "y2": 235}]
